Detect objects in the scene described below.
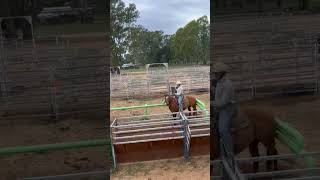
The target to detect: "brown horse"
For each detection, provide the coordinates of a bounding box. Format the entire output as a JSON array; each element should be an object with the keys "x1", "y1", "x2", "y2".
[
  {"x1": 211, "y1": 107, "x2": 279, "y2": 173},
  {"x1": 164, "y1": 95, "x2": 198, "y2": 117}
]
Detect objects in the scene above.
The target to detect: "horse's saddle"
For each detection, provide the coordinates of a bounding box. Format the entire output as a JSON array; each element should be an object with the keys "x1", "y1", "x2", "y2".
[{"x1": 230, "y1": 108, "x2": 250, "y2": 133}]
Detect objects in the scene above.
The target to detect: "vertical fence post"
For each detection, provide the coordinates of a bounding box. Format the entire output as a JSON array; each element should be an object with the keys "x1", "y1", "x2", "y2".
[
  {"x1": 143, "y1": 104, "x2": 149, "y2": 120},
  {"x1": 0, "y1": 47, "x2": 8, "y2": 117},
  {"x1": 315, "y1": 41, "x2": 319, "y2": 94},
  {"x1": 110, "y1": 131, "x2": 117, "y2": 169},
  {"x1": 180, "y1": 112, "x2": 190, "y2": 161},
  {"x1": 147, "y1": 80, "x2": 150, "y2": 97},
  {"x1": 251, "y1": 60, "x2": 255, "y2": 99},
  {"x1": 49, "y1": 67, "x2": 58, "y2": 120}
]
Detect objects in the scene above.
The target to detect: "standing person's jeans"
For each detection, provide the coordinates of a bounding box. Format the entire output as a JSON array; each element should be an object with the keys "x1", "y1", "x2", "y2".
[
  {"x1": 218, "y1": 104, "x2": 235, "y2": 155},
  {"x1": 177, "y1": 95, "x2": 183, "y2": 112}
]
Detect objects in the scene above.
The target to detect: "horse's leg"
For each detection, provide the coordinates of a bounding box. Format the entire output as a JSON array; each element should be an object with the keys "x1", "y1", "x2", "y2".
[
  {"x1": 265, "y1": 139, "x2": 278, "y2": 171},
  {"x1": 172, "y1": 113, "x2": 177, "y2": 126},
  {"x1": 192, "y1": 104, "x2": 197, "y2": 116},
  {"x1": 249, "y1": 139, "x2": 260, "y2": 173},
  {"x1": 188, "y1": 106, "x2": 192, "y2": 117}
]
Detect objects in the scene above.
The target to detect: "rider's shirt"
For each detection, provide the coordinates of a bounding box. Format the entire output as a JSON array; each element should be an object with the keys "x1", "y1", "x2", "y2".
[{"x1": 175, "y1": 85, "x2": 184, "y2": 96}]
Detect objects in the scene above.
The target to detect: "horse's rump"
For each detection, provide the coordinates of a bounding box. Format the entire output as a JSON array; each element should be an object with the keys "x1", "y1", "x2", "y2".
[{"x1": 183, "y1": 96, "x2": 190, "y2": 108}]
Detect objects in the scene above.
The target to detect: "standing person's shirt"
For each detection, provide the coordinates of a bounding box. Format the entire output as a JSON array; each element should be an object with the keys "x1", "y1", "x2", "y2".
[
  {"x1": 175, "y1": 85, "x2": 184, "y2": 96},
  {"x1": 214, "y1": 75, "x2": 235, "y2": 109}
]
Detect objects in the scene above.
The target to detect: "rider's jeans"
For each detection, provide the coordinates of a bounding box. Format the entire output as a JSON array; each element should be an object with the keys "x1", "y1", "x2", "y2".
[{"x1": 177, "y1": 95, "x2": 183, "y2": 112}]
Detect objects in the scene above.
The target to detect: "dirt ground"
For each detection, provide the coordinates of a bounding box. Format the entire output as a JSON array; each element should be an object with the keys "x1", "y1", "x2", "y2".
[
  {"x1": 111, "y1": 94, "x2": 320, "y2": 179},
  {"x1": 0, "y1": 118, "x2": 107, "y2": 180},
  {"x1": 111, "y1": 156, "x2": 210, "y2": 180}
]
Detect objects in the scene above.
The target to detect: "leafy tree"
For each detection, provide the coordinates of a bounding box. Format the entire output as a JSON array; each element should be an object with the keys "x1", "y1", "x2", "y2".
[
  {"x1": 169, "y1": 16, "x2": 210, "y2": 65},
  {"x1": 111, "y1": 0, "x2": 139, "y2": 66},
  {"x1": 127, "y1": 26, "x2": 170, "y2": 65}
]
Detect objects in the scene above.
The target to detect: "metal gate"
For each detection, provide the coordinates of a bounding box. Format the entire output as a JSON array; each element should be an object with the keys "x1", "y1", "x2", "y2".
[{"x1": 110, "y1": 110, "x2": 210, "y2": 168}]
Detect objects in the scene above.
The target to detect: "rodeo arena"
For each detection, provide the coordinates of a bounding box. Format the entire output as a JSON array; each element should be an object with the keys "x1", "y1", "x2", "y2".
[
  {"x1": 211, "y1": 12, "x2": 320, "y2": 180},
  {"x1": 110, "y1": 61, "x2": 210, "y2": 178},
  {"x1": 0, "y1": 15, "x2": 109, "y2": 179}
]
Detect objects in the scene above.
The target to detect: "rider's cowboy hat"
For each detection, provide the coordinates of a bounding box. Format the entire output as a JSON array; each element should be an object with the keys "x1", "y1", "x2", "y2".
[
  {"x1": 176, "y1": 81, "x2": 182, "y2": 85},
  {"x1": 212, "y1": 62, "x2": 230, "y2": 73}
]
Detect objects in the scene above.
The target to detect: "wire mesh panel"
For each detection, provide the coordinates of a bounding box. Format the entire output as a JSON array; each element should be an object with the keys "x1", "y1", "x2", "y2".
[
  {"x1": 213, "y1": 14, "x2": 320, "y2": 101},
  {"x1": 0, "y1": 36, "x2": 108, "y2": 120},
  {"x1": 110, "y1": 65, "x2": 210, "y2": 99}
]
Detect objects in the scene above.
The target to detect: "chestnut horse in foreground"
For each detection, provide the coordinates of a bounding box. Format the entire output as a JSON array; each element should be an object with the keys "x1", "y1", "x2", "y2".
[
  {"x1": 211, "y1": 107, "x2": 314, "y2": 173},
  {"x1": 164, "y1": 95, "x2": 198, "y2": 117}
]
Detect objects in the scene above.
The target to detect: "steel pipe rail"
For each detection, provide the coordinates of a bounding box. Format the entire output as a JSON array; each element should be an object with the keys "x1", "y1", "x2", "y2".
[
  {"x1": 0, "y1": 139, "x2": 109, "y2": 156},
  {"x1": 113, "y1": 130, "x2": 184, "y2": 140},
  {"x1": 244, "y1": 168, "x2": 320, "y2": 179},
  {"x1": 110, "y1": 103, "x2": 166, "y2": 110},
  {"x1": 21, "y1": 170, "x2": 108, "y2": 180},
  {"x1": 111, "y1": 110, "x2": 210, "y2": 166},
  {"x1": 113, "y1": 125, "x2": 183, "y2": 134},
  {"x1": 211, "y1": 152, "x2": 320, "y2": 165},
  {"x1": 279, "y1": 176, "x2": 320, "y2": 180},
  {"x1": 111, "y1": 119, "x2": 183, "y2": 129},
  {"x1": 113, "y1": 136, "x2": 185, "y2": 145}
]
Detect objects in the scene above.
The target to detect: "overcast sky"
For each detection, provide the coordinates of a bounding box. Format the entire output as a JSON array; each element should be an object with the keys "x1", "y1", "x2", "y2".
[{"x1": 122, "y1": 0, "x2": 210, "y2": 35}]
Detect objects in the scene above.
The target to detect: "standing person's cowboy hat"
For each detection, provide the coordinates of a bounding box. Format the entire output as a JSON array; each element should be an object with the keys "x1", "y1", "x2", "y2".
[
  {"x1": 176, "y1": 81, "x2": 182, "y2": 85},
  {"x1": 212, "y1": 62, "x2": 230, "y2": 73}
]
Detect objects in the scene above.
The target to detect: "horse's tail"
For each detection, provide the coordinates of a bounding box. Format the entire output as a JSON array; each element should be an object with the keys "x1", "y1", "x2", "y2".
[
  {"x1": 195, "y1": 99, "x2": 209, "y2": 118},
  {"x1": 275, "y1": 118, "x2": 315, "y2": 168}
]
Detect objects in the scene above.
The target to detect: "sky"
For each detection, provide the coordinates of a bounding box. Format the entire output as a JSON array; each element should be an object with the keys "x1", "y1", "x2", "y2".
[{"x1": 122, "y1": 0, "x2": 210, "y2": 35}]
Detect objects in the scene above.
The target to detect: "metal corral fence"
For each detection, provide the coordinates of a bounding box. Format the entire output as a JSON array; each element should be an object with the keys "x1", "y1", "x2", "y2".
[
  {"x1": 110, "y1": 110, "x2": 210, "y2": 168},
  {"x1": 211, "y1": 152, "x2": 320, "y2": 179},
  {"x1": 110, "y1": 65, "x2": 210, "y2": 99},
  {"x1": 213, "y1": 13, "x2": 320, "y2": 102},
  {"x1": 0, "y1": 38, "x2": 108, "y2": 120},
  {"x1": 0, "y1": 36, "x2": 109, "y2": 178},
  {"x1": 0, "y1": 139, "x2": 110, "y2": 179}
]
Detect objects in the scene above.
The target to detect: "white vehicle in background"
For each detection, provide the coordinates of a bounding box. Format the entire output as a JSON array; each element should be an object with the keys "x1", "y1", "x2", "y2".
[{"x1": 121, "y1": 63, "x2": 137, "y2": 69}]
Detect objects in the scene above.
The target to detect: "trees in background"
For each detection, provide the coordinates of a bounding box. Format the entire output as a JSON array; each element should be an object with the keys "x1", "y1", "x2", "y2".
[
  {"x1": 111, "y1": 0, "x2": 139, "y2": 66},
  {"x1": 111, "y1": 0, "x2": 210, "y2": 66},
  {"x1": 169, "y1": 16, "x2": 210, "y2": 65}
]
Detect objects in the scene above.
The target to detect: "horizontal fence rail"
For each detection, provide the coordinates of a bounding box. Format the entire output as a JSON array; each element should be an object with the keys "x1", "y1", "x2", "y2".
[
  {"x1": 211, "y1": 152, "x2": 320, "y2": 179},
  {"x1": 21, "y1": 170, "x2": 108, "y2": 180},
  {"x1": 111, "y1": 110, "x2": 210, "y2": 168}
]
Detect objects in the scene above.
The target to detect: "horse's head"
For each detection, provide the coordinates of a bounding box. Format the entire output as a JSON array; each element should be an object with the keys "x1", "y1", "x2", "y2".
[{"x1": 164, "y1": 94, "x2": 170, "y2": 105}]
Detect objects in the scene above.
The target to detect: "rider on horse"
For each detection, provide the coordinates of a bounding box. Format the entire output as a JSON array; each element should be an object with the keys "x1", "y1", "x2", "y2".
[
  {"x1": 212, "y1": 62, "x2": 236, "y2": 155},
  {"x1": 175, "y1": 81, "x2": 184, "y2": 112}
]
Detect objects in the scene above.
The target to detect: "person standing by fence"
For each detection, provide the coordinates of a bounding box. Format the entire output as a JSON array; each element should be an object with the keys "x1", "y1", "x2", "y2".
[
  {"x1": 175, "y1": 81, "x2": 184, "y2": 112},
  {"x1": 212, "y1": 62, "x2": 236, "y2": 156}
]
